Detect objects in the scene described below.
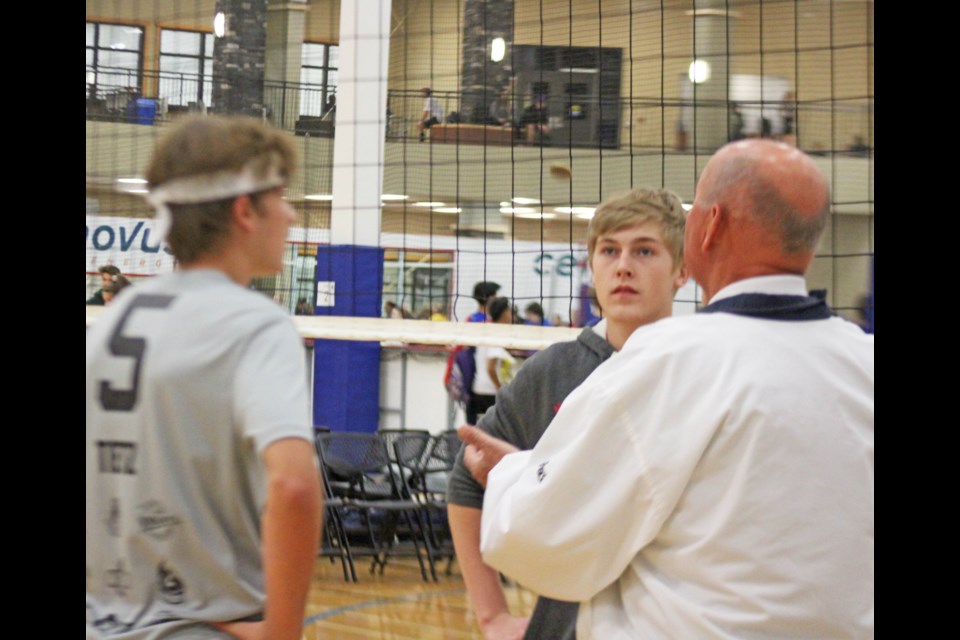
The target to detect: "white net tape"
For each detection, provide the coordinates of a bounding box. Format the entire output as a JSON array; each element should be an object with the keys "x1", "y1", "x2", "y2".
[{"x1": 85, "y1": 305, "x2": 581, "y2": 351}]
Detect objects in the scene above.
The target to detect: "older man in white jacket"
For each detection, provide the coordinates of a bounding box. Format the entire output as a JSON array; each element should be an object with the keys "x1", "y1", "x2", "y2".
[{"x1": 460, "y1": 139, "x2": 874, "y2": 639}]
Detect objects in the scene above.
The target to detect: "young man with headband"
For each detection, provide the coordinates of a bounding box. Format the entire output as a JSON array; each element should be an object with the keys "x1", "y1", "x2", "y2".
[
  {"x1": 446, "y1": 188, "x2": 688, "y2": 639},
  {"x1": 86, "y1": 116, "x2": 322, "y2": 640}
]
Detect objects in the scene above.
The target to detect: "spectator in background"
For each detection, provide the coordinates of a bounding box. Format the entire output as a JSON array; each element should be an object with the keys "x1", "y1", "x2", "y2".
[
  {"x1": 760, "y1": 116, "x2": 773, "y2": 138},
  {"x1": 469, "y1": 281, "x2": 501, "y2": 322},
  {"x1": 781, "y1": 90, "x2": 796, "y2": 137},
  {"x1": 519, "y1": 95, "x2": 550, "y2": 143},
  {"x1": 489, "y1": 87, "x2": 514, "y2": 126},
  {"x1": 729, "y1": 102, "x2": 745, "y2": 141},
  {"x1": 295, "y1": 297, "x2": 313, "y2": 315},
  {"x1": 523, "y1": 302, "x2": 553, "y2": 327},
  {"x1": 430, "y1": 304, "x2": 449, "y2": 322},
  {"x1": 385, "y1": 301, "x2": 404, "y2": 319},
  {"x1": 87, "y1": 264, "x2": 122, "y2": 305},
  {"x1": 418, "y1": 87, "x2": 444, "y2": 142},
  {"x1": 321, "y1": 94, "x2": 336, "y2": 121},
  {"x1": 101, "y1": 275, "x2": 132, "y2": 306},
  {"x1": 468, "y1": 297, "x2": 516, "y2": 425}
]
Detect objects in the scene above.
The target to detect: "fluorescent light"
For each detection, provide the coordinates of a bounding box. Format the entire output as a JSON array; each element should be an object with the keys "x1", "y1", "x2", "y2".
[
  {"x1": 684, "y1": 8, "x2": 741, "y2": 18},
  {"x1": 500, "y1": 207, "x2": 537, "y2": 215},
  {"x1": 515, "y1": 212, "x2": 557, "y2": 220},
  {"x1": 491, "y1": 37, "x2": 505, "y2": 63},
  {"x1": 689, "y1": 60, "x2": 711, "y2": 84},
  {"x1": 433, "y1": 207, "x2": 462, "y2": 214},
  {"x1": 682, "y1": 203, "x2": 693, "y2": 211},
  {"x1": 555, "y1": 206, "x2": 596, "y2": 216},
  {"x1": 381, "y1": 194, "x2": 409, "y2": 201},
  {"x1": 116, "y1": 177, "x2": 147, "y2": 184},
  {"x1": 512, "y1": 197, "x2": 541, "y2": 205},
  {"x1": 557, "y1": 68, "x2": 598, "y2": 74},
  {"x1": 305, "y1": 194, "x2": 333, "y2": 201},
  {"x1": 414, "y1": 202, "x2": 446, "y2": 207}
]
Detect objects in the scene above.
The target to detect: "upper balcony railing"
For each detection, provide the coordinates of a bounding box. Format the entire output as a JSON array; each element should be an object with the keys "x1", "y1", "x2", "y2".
[{"x1": 86, "y1": 65, "x2": 873, "y2": 157}]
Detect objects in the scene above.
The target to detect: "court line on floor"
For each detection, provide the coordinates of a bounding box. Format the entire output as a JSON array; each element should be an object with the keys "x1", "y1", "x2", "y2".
[{"x1": 304, "y1": 588, "x2": 468, "y2": 624}]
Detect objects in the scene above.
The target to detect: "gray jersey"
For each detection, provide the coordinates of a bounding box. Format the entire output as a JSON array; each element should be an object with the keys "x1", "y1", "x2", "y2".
[{"x1": 86, "y1": 269, "x2": 312, "y2": 639}]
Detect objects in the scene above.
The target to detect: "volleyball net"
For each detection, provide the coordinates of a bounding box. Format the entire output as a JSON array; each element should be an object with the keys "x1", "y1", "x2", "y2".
[{"x1": 86, "y1": 0, "x2": 873, "y2": 325}]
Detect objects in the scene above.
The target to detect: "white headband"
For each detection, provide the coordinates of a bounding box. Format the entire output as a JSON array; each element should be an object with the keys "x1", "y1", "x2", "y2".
[{"x1": 144, "y1": 164, "x2": 285, "y2": 240}]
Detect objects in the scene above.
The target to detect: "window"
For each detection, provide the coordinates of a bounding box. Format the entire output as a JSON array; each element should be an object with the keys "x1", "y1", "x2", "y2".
[
  {"x1": 159, "y1": 29, "x2": 213, "y2": 107},
  {"x1": 300, "y1": 42, "x2": 338, "y2": 116},
  {"x1": 86, "y1": 22, "x2": 144, "y2": 98}
]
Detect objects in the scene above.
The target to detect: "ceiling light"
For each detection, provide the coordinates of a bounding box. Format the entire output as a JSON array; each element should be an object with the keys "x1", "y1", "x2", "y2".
[
  {"x1": 689, "y1": 60, "x2": 711, "y2": 84},
  {"x1": 381, "y1": 194, "x2": 409, "y2": 201},
  {"x1": 554, "y1": 206, "x2": 596, "y2": 216},
  {"x1": 414, "y1": 202, "x2": 446, "y2": 207},
  {"x1": 116, "y1": 177, "x2": 147, "y2": 184},
  {"x1": 433, "y1": 207, "x2": 462, "y2": 214},
  {"x1": 500, "y1": 206, "x2": 537, "y2": 215},
  {"x1": 512, "y1": 197, "x2": 541, "y2": 205},
  {"x1": 684, "y1": 8, "x2": 741, "y2": 18},
  {"x1": 305, "y1": 194, "x2": 333, "y2": 201},
  {"x1": 515, "y1": 212, "x2": 557, "y2": 220}
]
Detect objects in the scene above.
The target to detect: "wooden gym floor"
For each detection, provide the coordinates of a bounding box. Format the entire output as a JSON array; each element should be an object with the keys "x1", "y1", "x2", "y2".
[{"x1": 303, "y1": 556, "x2": 537, "y2": 639}]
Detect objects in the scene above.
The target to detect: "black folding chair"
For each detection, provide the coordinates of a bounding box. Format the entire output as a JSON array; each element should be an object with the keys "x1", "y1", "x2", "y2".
[
  {"x1": 393, "y1": 430, "x2": 460, "y2": 574},
  {"x1": 313, "y1": 432, "x2": 357, "y2": 582},
  {"x1": 378, "y1": 428, "x2": 431, "y2": 467},
  {"x1": 316, "y1": 432, "x2": 438, "y2": 581},
  {"x1": 392, "y1": 431, "x2": 436, "y2": 502}
]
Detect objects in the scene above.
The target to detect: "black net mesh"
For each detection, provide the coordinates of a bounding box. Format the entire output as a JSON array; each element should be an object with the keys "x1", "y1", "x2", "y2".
[{"x1": 86, "y1": 0, "x2": 873, "y2": 327}]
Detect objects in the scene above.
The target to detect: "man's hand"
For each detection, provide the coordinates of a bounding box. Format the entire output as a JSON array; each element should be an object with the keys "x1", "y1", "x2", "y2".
[
  {"x1": 481, "y1": 612, "x2": 530, "y2": 640},
  {"x1": 458, "y1": 425, "x2": 519, "y2": 488}
]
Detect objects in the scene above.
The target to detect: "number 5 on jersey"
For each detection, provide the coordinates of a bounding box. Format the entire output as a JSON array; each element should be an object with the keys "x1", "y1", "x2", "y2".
[{"x1": 98, "y1": 294, "x2": 175, "y2": 412}]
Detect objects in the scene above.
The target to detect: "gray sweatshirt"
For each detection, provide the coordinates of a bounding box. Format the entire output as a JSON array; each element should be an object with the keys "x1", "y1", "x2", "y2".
[{"x1": 446, "y1": 324, "x2": 616, "y2": 640}]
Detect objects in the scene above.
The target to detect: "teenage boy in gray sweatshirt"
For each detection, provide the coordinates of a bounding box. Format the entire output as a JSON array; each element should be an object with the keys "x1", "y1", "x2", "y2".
[{"x1": 447, "y1": 188, "x2": 689, "y2": 640}]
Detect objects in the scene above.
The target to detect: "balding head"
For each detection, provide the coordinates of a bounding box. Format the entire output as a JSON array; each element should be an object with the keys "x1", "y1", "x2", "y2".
[{"x1": 685, "y1": 140, "x2": 830, "y2": 302}]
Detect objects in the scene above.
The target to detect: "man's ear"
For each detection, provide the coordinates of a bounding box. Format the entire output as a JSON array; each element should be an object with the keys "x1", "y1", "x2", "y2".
[
  {"x1": 231, "y1": 194, "x2": 256, "y2": 233},
  {"x1": 701, "y1": 204, "x2": 724, "y2": 252}
]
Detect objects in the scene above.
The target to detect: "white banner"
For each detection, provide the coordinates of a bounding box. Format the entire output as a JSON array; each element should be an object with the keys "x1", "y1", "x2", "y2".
[{"x1": 85, "y1": 216, "x2": 176, "y2": 276}]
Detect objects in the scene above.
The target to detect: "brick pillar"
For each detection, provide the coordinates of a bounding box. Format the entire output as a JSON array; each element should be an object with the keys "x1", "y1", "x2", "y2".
[
  {"x1": 212, "y1": 0, "x2": 267, "y2": 117},
  {"x1": 264, "y1": 0, "x2": 307, "y2": 130},
  {"x1": 460, "y1": 0, "x2": 514, "y2": 124}
]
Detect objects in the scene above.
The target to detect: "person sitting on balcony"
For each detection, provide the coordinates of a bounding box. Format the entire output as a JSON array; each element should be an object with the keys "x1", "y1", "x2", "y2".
[
  {"x1": 418, "y1": 87, "x2": 444, "y2": 142},
  {"x1": 519, "y1": 95, "x2": 550, "y2": 143}
]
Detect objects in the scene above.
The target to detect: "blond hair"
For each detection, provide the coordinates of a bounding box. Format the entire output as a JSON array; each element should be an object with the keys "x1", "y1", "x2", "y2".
[{"x1": 587, "y1": 188, "x2": 686, "y2": 267}]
